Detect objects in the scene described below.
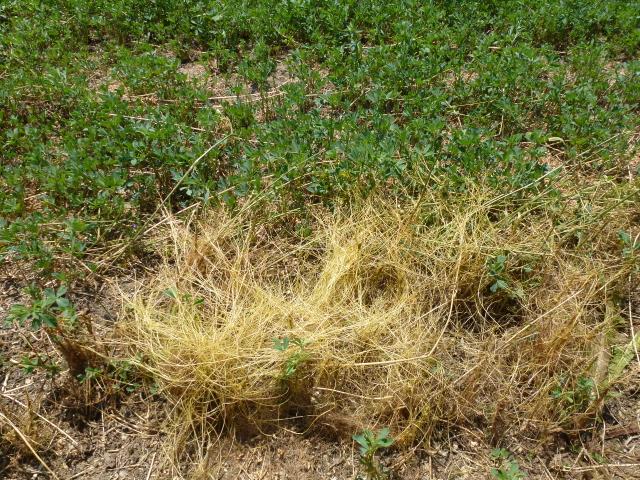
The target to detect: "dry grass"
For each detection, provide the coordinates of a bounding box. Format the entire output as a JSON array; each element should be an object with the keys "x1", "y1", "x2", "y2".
[
  {"x1": 0, "y1": 400, "x2": 57, "y2": 478},
  {"x1": 120, "y1": 177, "x2": 639, "y2": 460}
]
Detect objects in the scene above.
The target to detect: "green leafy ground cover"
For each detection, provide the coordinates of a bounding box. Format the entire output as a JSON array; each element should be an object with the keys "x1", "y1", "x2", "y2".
[{"x1": 1, "y1": 0, "x2": 639, "y2": 281}]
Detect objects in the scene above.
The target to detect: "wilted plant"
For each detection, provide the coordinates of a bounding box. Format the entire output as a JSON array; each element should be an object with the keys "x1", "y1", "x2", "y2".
[{"x1": 120, "y1": 175, "x2": 637, "y2": 472}]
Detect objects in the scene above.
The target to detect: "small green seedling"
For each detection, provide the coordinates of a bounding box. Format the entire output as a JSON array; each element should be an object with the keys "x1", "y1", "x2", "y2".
[
  {"x1": 6, "y1": 285, "x2": 91, "y2": 377},
  {"x1": 491, "y1": 448, "x2": 526, "y2": 480},
  {"x1": 6, "y1": 285, "x2": 76, "y2": 330},
  {"x1": 487, "y1": 254, "x2": 508, "y2": 293},
  {"x1": 272, "y1": 336, "x2": 307, "y2": 379},
  {"x1": 590, "y1": 451, "x2": 607, "y2": 464},
  {"x1": 108, "y1": 359, "x2": 143, "y2": 393},
  {"x1": 163, "y1": 288, "x2": 204, "y2": 306},
  {"x1": 19, "y1": 355, "x2": 61, "y2": 377},
  {"x1": 353, "y1": 427, "x2": 394, "y2": 480},
  {"x1": 551, "y1": 375, "x2": 595, "y2": 414},
  {"x1": 619, "y1": 230, "x2": 639, "y2": 259},
  {"x1": 78, "y1": 366, "x2": 103, "y2": 383}
]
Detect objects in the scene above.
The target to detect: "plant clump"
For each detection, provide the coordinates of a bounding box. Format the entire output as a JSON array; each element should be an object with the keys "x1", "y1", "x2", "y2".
[{"x1": 122, "y1": 175, "x2": 639, "y2": 455}]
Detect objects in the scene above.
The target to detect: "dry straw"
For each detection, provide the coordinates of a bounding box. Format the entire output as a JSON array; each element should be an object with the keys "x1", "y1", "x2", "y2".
[{"x1": 120, "y1": 177, "x2": 638, "y2": 457}]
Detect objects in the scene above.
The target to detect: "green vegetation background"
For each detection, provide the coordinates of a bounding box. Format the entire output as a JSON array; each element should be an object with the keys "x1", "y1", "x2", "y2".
[{"x1": 1, "y1": 0, "x2": 639, "y2": 280}]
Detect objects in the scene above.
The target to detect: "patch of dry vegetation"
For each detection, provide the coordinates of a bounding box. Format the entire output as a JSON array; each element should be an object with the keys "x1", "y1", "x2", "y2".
[{"x1": 121, "y1": 176, "x2": 639, "y2": 460}]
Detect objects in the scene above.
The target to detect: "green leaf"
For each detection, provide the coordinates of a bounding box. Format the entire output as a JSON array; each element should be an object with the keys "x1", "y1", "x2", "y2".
[
  {"x1": 491, "y1": 448, "x2": 505, "y2": 459},
  {"x1": 272, "y1": 337, "x2": 290, "y2": 351},
  {"x1": 618, "y1": 230, "x2": 631, "y2": 245},
  {"x1": 353, "y1": 431, "x2": 370, "y2": 448},
  {"x1": 376, "y1": 427, "x2": 393, "y2": 447},
  {"x1": 490, "y1": 279, "x2": 508, "y2": 293},
  {"x1": 608, "y1": 334, "x2": 640, "y2": 384},
  {"x1": 56, "y1": 297, "x2": 70, "y2": 308},
  {"x1": 378, "y1": 437, "x2": 393, "y2": 447},
  {"x1": 163, "y1": 287, "x2": 178, "y2": 299},
  {"x1": 41, "y1": 314, "x2": 58, "y2": 328},
  {"x1": 6, "y1": 304, "x2": 29, "y2": 325}
]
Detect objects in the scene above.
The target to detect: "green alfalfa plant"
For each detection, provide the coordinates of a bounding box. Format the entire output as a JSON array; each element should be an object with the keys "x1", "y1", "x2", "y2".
[
  {"x1": 6, "y1": 285, "x2": 76, "y2": 330},
  {"x1": 18, "y1": 354, "x2": 61, "y2": 377},
  {"x1": 487, "y1": 253, "x2": 509, "y2": 293},
  {"x1": 619, "y1": 230, "x2": 639, "y2": 265},
  {"x1": 272, "y1": 336, "x2": 308, "y2": 381},
  {"x1": 272, "y1": 336, "x2": 311, "y2": 409},
  {"x1": 353, "y1": 427, "x2": 394, "y2": 480},
  {"x1": 6, "y1": 285, "x2": 93, "y2": 377},
  {"x1": 550, "y1": 375, "x2": 598, "y2": 426},
  {"x1": 491, "y1": 448, "x2": 526, "y2": 480}
]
